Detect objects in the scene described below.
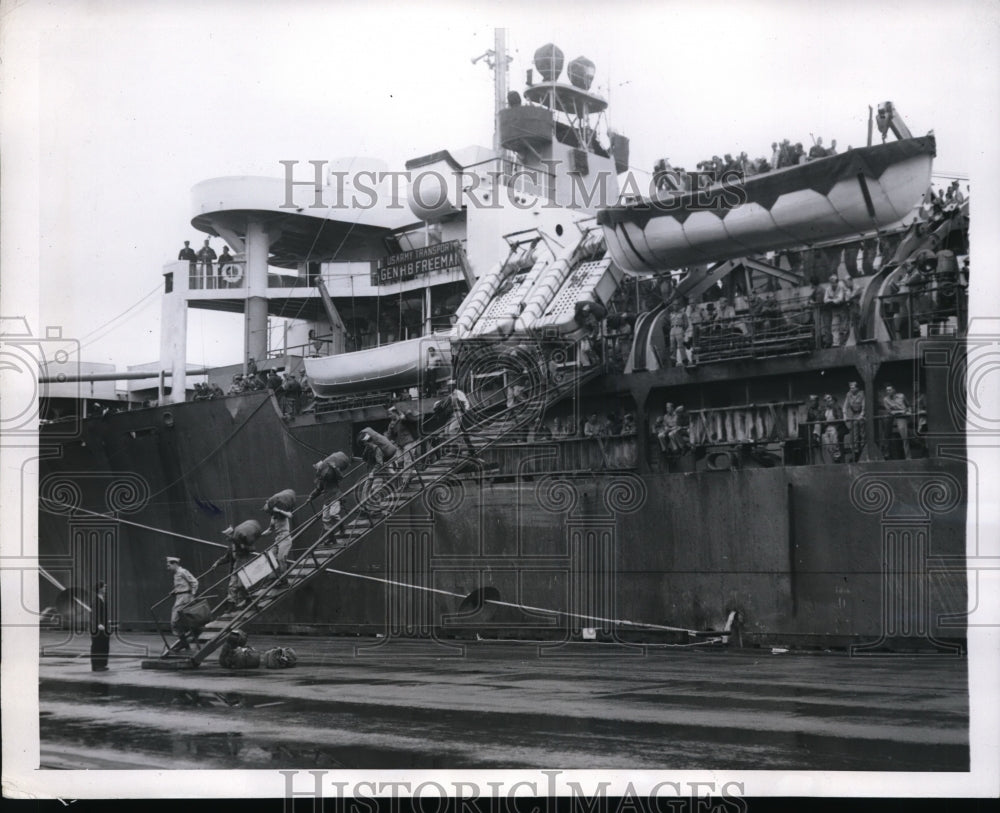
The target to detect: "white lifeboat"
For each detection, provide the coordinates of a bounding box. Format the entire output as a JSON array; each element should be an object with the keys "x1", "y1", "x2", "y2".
[
  {"x1": 304, "y1": 335, "x2": 452, "y2": 397},
  {"x1": 598, "y1": 136, "x2": 936, "y2": 273}
]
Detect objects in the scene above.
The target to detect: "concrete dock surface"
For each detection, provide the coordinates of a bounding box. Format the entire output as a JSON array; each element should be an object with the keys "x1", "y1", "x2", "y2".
[{"x1": 38, "y1": 631, "x2": 968, "y2": 771}]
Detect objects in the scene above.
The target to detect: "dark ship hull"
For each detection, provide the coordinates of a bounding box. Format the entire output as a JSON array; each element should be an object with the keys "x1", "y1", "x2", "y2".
[{"x1": 39, "y1": 337, "x2": 968, "y2": 650}]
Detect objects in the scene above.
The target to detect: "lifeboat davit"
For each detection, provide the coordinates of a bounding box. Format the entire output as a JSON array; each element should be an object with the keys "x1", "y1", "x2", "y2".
[{"x1": 598, "y1": 136, "x2": 936, "y2": 273}]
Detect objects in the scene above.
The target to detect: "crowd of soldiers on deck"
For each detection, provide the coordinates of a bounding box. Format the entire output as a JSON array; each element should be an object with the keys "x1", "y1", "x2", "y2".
[
  {"x1": 653, "y1": 134, "x2": 841, "y2": 192},
  {"x1": 598, "y1": 187, "x2": 968, "y2": 370},
  {"x1": 190, "y1": 361, "x2": 313, "y2": 417},
  {"x1": 641, "y1": 380, "x2": 924, "y2": 468}
]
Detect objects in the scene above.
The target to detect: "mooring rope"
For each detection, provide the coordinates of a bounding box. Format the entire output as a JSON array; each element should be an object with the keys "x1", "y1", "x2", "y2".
[
  {"x1": 55, "y1": 504, "x2": 229, "y2": 549},
  {"x1": 48, "y1": 501, "x2": 713, "y2": 639},
  {"x1": 314, "y1": 566, "x2": 713, "y2": 637}
]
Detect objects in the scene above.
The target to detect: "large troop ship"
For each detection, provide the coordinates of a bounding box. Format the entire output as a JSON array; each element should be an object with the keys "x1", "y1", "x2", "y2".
[{"x1": 36, "y1": 34, "x2": 969, "y2": 659}]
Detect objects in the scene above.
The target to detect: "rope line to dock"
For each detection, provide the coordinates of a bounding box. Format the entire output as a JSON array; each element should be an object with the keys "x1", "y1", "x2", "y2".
[
  {"x1": 317, "y1": 565, "x2": 713, "y2": 637},
  {"x1": 50, "y1": 503, "x2": 717, "y2": 640},
  {"x1": 54, "y1": 503, "x2": 229, "y2": 549}
]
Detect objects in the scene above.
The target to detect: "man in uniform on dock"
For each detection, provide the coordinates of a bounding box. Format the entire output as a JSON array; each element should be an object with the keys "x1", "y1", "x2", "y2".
[{"x1": 166, "y1": 556, "x2": 199, "y2": 651}]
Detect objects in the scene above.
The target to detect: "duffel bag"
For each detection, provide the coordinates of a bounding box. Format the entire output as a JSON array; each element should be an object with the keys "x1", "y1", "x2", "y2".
[
  {"x1": 359, "y1": 427, "x2": 398, "y2": 461},
  {"x1": 218, "y1": 643, "x2": 236, "y2": 669},
  {"x1": 229, "y1": 519, "x2": 262, "y2": 544},
  {"x1": 324, "y1": 451, "x2": 350, "y2": 472},
  {"x1": 176, "y1": 599, "x2": 212, "y2": 631},
  {"x1": 263, "y1": 646, "x2": 298, "y2": 669},
  {"x1": 263, "y1": 489, "x2": 296, "y2": 512},
  {"x1": 226, "y1": 646, "x2": 260, "y2": 669}
]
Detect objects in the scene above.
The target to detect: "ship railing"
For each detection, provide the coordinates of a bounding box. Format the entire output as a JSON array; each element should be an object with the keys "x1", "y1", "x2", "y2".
[
  {"x1": 185, "y1": 262, "x2": 247, "y2": 291},
  {"x1": 478, "y1": 434, "x2": 639, "y2": 475},
  {"x1": 348, "y1": 362, "x2": 602, "y2": 493},
  {"x1": 644, "y1": 400, "x2": 805, "y2": 467},
  {"x1": 636, "y1": 405, "x2": 928, "y2": 469},
  {"x1": 876, "y1": 282, "x2": 968, "y2": 341},
  {"x1": 271, "y1": 322, "x2": 457, "y2": 362},
  {"x1": 314, "y1": 389, "x2": 412, "y2": 415},
  {"x1": 799, "y1": 409, "x2": 927, "y2": 463},
  {"x1": 690, "y1": 304, "x2": 817, "y2": 365}
]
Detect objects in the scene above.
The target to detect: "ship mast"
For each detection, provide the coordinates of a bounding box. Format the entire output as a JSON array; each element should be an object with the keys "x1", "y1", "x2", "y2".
[
  {"x1": 493, "y1": 28, "x2": 509, "y2": 153},
  {"x1": 473, "y1": 28, "x2": 511, "y2": 154}
]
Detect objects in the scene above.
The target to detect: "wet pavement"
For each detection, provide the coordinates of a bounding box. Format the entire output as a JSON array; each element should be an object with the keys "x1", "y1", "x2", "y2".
[{"x1": 38, "y1": 631, "x2": 969, "y2": 770}]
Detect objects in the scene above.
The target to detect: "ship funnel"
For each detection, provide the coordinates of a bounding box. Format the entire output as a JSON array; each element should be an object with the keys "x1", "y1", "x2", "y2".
[
  {"x1": 567, "y1": 56, "x2": 595, "y2": 91},
  {"x1": 534, "y1": 43, "x2": 564, "y2": 82}
]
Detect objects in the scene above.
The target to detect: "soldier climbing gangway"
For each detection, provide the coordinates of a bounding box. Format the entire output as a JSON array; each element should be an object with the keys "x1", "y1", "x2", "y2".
[{"x1": 144, "y1": 343, "x2": 605, "y2": 669}]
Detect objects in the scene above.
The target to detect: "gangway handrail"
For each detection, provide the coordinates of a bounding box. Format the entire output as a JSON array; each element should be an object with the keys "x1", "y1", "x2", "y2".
[
  {"x1": 178, "y1": 350, "x2": 605, "y2": 665},
  {"x1": 147, "y1": 463, "x2": 367, "y2": 640}
]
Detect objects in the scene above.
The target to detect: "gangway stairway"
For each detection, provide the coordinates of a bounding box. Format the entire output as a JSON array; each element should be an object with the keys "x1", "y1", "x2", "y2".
[{"x1": 147, "y1": 356, "x2": 605, "y2": 669}]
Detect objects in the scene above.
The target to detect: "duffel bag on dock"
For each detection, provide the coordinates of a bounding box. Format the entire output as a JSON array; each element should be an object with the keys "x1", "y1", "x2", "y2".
[
  {"x1": 263, "y1": 647, "x2": 298, "y2": 669},
  {"x1": 221, "y1": 645, "x2": 260, "y2": 669}
]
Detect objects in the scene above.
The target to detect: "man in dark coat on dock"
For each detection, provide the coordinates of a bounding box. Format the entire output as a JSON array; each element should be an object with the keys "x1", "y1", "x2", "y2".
[{"x1": 90, "y1": 581, "x2": 110, "y2": 671}]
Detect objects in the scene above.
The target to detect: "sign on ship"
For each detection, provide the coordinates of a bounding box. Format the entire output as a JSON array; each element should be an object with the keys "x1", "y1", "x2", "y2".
[{"x1": 372, "y1": 240, "x2": 465, "y2": 285}]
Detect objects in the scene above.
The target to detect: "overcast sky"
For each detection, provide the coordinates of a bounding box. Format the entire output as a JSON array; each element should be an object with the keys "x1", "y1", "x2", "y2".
[{"x1": 4, "y1": 0, "x2": 997, "y2": 370}]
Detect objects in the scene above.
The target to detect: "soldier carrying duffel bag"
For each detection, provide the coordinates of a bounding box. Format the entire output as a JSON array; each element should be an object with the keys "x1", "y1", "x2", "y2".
[
  {"x1": 261, "y1": 489, "x2": 296, "y2": 567},
  {"x1": 175, "y1": 597, "x2": 212, "y2": 641},
  {"x1": 358, "y1": 428, "x2": 398, "y2": 512},
  {"x1": 214, "y1": 519, "x2": 262, "y2": 610},
  {"x1": 359, "y1": 427, "x2": 397, "y2": 468},
  {"x1": 309, "y1": 452, "x2": 350, "y2": 544}
]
